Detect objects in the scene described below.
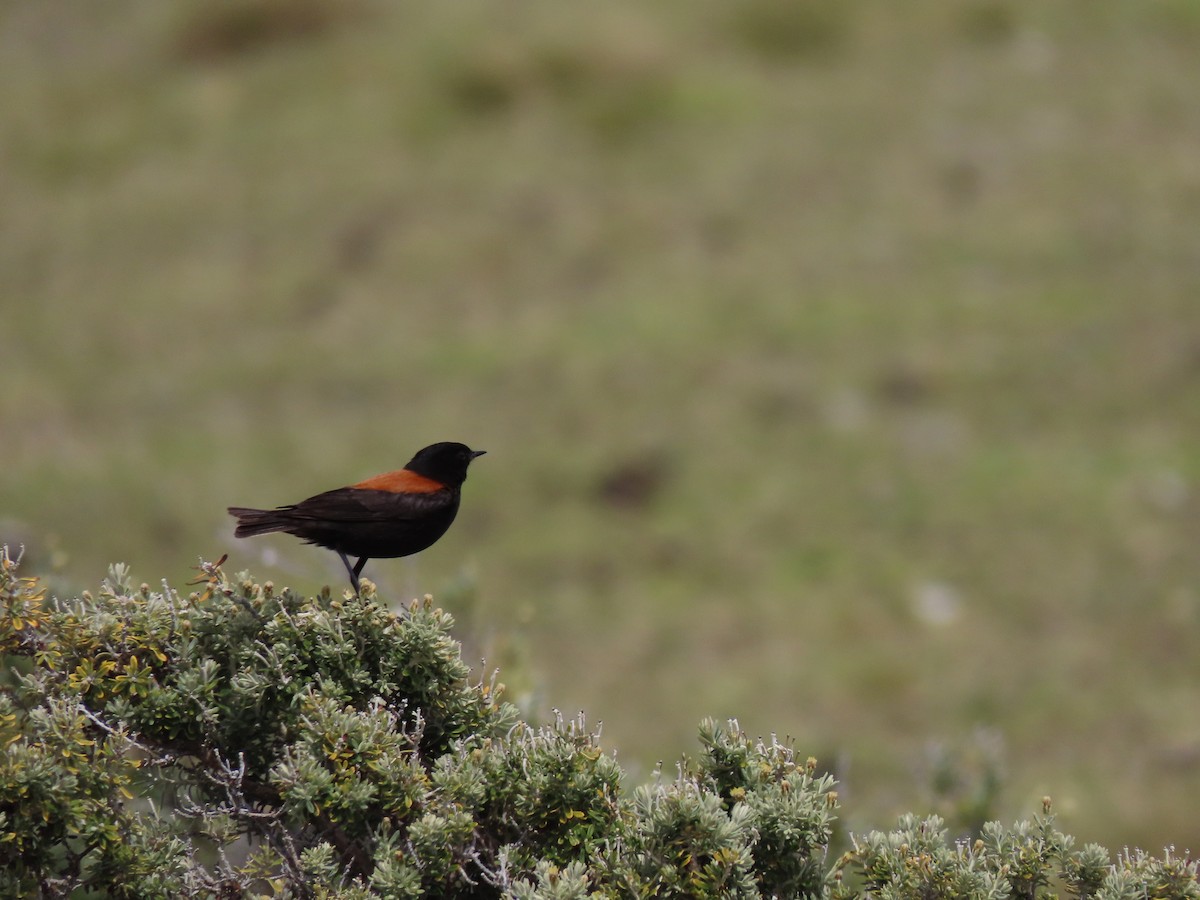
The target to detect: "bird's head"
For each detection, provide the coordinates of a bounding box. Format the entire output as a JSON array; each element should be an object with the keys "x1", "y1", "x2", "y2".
[{"x1": 405, "y1": 442, "x2": 486, "y2": 487}]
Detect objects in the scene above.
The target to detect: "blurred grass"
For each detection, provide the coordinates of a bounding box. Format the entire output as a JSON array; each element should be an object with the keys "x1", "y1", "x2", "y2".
[{"x1": 4, "y1": 0, "x2": 1200, "y2": 851}]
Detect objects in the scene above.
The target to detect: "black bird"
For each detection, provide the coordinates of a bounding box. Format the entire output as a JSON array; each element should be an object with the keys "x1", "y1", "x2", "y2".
[{"x1": 228, "y1": 442, "x2": 485, "y2": 591}]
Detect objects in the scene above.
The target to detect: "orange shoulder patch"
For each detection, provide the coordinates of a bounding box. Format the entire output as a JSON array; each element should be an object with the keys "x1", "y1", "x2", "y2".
[{"x1": 352, "y1": 469, "x2": 446, "y2": 494}]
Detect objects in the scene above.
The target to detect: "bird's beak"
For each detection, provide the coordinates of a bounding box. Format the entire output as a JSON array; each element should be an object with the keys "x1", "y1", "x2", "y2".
[{"x1": 471, "y1": 449, "x2": 487, "y2": 459}]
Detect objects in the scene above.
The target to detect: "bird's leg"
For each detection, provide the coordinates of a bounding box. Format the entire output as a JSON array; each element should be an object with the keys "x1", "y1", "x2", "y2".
[
  {"x1": 338, "y1": 551, "x2": 361, "y2": 593},
  {"x1": 353, "y1": 557, "x2": 369, "y2": 586}
]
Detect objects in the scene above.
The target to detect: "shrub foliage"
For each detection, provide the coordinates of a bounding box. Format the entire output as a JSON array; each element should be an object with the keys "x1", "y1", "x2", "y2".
[{"x1": 1, "y1": 548, "x2": 1196, "y2": 898}]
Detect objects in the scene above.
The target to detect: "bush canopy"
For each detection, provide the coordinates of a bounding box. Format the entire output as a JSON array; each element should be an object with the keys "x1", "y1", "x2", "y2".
[{"x1": 1, "y1": 548, "x2": 1196, "y2": 898}]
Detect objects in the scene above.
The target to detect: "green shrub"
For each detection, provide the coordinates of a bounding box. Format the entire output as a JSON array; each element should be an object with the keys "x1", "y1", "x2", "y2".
[{"x1": 1, "y1": 547, "x2": 1196, "y2": 898}]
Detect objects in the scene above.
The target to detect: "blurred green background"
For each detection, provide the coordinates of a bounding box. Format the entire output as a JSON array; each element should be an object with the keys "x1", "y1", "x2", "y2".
[{"x1": 4, "y1": 0, "x2": 1200, "y2": 852}]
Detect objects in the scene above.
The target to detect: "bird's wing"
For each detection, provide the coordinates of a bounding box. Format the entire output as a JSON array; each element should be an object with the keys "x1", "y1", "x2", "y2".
[{"x1": 283, "y1": 486, "x2": 454, "y2": 522}]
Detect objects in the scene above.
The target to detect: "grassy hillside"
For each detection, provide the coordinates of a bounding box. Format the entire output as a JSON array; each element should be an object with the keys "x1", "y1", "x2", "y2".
[{"x1": 4, "y1": 0, "x2": 1200, "y2": 851}]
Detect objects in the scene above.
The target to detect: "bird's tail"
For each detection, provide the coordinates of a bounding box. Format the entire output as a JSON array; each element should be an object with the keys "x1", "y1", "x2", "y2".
[{"x1": 228, "y1": 506, "x2": 290, "y2": 538}]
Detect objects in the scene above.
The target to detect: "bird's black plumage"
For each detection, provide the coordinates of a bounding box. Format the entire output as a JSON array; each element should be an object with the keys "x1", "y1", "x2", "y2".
[{"x1": 228, "y1": 441, "x2": 485, "y2": 591}]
